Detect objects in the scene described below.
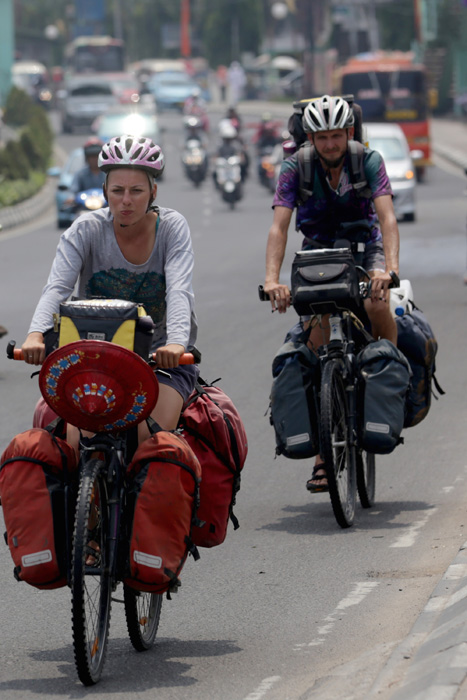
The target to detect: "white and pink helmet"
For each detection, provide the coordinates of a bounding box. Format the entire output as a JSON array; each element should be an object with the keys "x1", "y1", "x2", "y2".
[{"x1": 98, "y1": 135, "x2": 165, "y2": 178}]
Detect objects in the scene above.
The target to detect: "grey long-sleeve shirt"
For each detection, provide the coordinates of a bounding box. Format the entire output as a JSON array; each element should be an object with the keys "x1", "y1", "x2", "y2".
[{"x1": 28, "y1": 206, "x2": 198, "y2": 351}]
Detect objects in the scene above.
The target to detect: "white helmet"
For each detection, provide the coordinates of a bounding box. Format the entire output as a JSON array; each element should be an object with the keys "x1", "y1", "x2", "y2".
[
  {"x1": 303, "y1": 95, "x2": 354, "y2": 133},
  {"x1": 219, "y1": 118, "x2": 237, "y2": 139}
]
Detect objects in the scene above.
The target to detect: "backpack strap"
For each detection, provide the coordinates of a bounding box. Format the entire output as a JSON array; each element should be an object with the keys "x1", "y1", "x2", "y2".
[
  {"x1": 347, "y1": 140, "x2": 372, "y2": 199},
  {"x1": 296, "y1": 141, "x2": 318, "y2": 206}
]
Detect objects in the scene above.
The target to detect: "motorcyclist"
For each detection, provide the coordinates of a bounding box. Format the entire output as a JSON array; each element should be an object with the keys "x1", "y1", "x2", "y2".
[
  {"x1": 183, "y1": 115, "x2": 209, "y2": 149},
  {"x1": 225, "y1": 106, "x2": 242, "y2": 134},
  {"x1": 264, "y1": 94, "x2": 400, "y2": 493},
  {"x1": 69, "y1": 138, "x2": 106, "y2": 195},
  {"x1": 183, "y1": 87, "x2": 209, "y2": 132},
  {"x1": 213, "y1": 119, "x2": 248, "y2": 183},
  {"x1": 64, "y1": 138, "x2": 106, "y2": 209},
  {"x1": 254, "y1": 112, "x2": 281, "y2": 154},
  {"x1": 182, "y1": 115, "x2": 209, "y2": 180}
]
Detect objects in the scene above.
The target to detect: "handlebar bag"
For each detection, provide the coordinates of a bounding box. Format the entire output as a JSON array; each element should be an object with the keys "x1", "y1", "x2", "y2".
[
  {"x1": 269, "y1": 338, "x2": 321, "y2": 459},
  {"x1": 0, "y1": 428, "x2": 77, "y2": 589},
  {"x1": 357, "y1": 339, "x2": 412, "y2": 454},
  {"x1": 178, "y1": 379, "x2": 248, "y2": 548},
  {"x1": 57, "y1": 299, "x2": 155, "y2": 358},
  {"x1": 291, "y1": 249, "x2": 361, "y2": 316},
  {"x1": 124, "y1": 430, "x2": 202, "y2": 594}
]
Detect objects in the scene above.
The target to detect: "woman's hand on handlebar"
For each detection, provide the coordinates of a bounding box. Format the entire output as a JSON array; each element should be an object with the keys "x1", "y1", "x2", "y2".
[
  {"x1": 263, "y1": 282, "x2": 291, "y2": 314},
  {"x1": 152, "y1": 343, "x2": 187, "y2": 369},
  {"x1": 21, "y1": 332, "x2": 46, "y2": 365}
]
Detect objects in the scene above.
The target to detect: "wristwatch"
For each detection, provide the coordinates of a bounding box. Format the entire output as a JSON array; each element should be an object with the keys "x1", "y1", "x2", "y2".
[{"x1": 388, "y1": 270, "x2": 400, "y2": 287}]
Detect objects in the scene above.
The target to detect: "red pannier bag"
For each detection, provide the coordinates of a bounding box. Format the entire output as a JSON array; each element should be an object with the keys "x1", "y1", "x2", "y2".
[
  {"x1": 124, "y1": 430, "x2": 202, "y2": 594},
  {"x1": 33, "y1": 396, "x2": 59, "y2": 429},
  {"x1": 178, "y1": 379, "x2": 248, "y2": 548},
  {"x1": 0, "y1": 428, "x2": 77, "y2": 590}
]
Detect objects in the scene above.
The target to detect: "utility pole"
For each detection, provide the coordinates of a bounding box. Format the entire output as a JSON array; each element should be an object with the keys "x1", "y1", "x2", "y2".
[
  {"x1": 113, "y1": 0, "x2": 124, "y2": 41},
  {"x1": 0, "y1": 0, "x2": 14, "y2": 107},
  {"x1": 181, "y1": 0, "x2": 191, "y2": 58}
]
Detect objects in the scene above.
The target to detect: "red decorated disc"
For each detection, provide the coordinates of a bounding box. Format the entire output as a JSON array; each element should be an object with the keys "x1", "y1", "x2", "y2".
[{"x1": 39, "y1": 340, "x2": 158, "y2": 433}]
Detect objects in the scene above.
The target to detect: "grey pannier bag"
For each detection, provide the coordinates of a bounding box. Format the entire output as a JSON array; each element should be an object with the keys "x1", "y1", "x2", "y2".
[
  {"x1": 270, "y1": 338, "x2": 320, "y2": 459},
  {"x1": 357, "y1": 339, "x2": 412, "y2": 454}
]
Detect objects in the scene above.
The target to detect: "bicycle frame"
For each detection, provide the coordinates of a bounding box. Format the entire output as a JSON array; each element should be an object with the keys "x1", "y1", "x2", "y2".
[{"x1": 75, "y1": 432, "x2": 129, "y2": 585}]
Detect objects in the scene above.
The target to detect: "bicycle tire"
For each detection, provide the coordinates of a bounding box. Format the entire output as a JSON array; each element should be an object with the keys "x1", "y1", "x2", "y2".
[
  {"x1": 320, "y1": 359, "x2": 356, "y2": 528},
  {"x1": 356, "y1": 450, "x2": 376, "y2": 508},
  {"x1": 124, "y1": 585, "x2": 163, "y2": 651},
  {"x1": 71, "y1": 458, "x2": 112, "y2": 686}
]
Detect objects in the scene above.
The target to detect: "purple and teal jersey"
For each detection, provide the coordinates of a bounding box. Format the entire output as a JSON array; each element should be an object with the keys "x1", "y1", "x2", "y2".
[{"x1": 273, "y1": 145, "x2": 392, "y2": 247}]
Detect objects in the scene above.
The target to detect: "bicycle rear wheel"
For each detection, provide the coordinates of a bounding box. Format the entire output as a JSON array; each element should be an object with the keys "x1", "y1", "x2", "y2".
[
  {"x1": 124, "y1": 585, "x2": 163, "y2": 651},
  {"x1": 71, "y1": 459, "x2": 112, "y2": 686},
  {"x1": 356, "y1": 450, "x2": 376, "y2": 508},
  {"x1": 320, "y1": 359, "x2": 356, "y2": 528}
]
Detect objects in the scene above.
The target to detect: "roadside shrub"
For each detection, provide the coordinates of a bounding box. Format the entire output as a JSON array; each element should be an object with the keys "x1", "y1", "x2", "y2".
[
  {"x1": 3, "y1": 86, "x2": 35, "y2": 126},
  {"x1": 0, "y1": 172, "x2": 45, "y2": 207},
  {"x1": 3, "y1": 141, "x2": 30, "y2": 180},
  {"x1": 20, "y1": 130, "x2": 44, "y2": 170},
  {"x1": 0, "y1": 86, "x2": 54, "y2": 205}
]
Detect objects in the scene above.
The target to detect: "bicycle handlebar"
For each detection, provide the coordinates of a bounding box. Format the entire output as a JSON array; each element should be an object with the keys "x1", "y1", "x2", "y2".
[{"x1": 6, "y1": 340, "x2": 201, "y2": 365}]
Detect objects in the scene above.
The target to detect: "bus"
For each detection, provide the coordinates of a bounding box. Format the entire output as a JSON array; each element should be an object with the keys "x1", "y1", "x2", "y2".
[
  {"x1": 64, "y1": 36, "x2": 125, "y2": 75},
  {"x1": 336, "y1": 52, "x2": 431, "y2": 181}
]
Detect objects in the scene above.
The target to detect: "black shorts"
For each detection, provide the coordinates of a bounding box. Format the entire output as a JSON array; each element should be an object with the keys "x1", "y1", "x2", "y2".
[{"x1": 156, "y1": 363, "x2": 200, "y2": 401}]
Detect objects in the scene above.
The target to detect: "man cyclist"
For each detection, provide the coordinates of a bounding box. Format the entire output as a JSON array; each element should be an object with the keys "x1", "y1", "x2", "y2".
[{"x1": 263, "y1": 94, "x2": 400, "y2": 492}]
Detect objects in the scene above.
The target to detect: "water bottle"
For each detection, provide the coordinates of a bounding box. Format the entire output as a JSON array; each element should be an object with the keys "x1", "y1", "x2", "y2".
[
  {"x1": 282, "y1": 140, "x2": 297, "y2": 158},
  {"x1": 389, "y1": 279, "x2": 414, "y2": 318}
]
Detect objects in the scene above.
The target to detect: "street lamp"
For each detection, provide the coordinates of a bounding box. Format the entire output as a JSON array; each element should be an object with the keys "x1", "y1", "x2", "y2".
[
  {"x1": 271, "y1": 2, "x2": 288, "y2": 21},
  {"x1": 270, "y1": 2, "x2": 288, "y2": 53}
]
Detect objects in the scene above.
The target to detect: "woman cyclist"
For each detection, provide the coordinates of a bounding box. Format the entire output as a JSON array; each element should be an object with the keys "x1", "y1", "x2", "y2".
[{"x1": 21, "y1": 134, "x2": 199, "y2": 442}]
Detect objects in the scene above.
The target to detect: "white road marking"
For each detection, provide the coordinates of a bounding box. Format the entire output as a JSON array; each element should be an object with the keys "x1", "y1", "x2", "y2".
[
  {"x1": 390, "y1": 508, "x2": 437, "y2": 548},
  {"x1": 293, "y1": 581, "x2": 379, "y2": 651},
  {"x1": 242, "y1": 676, "x2": 281, "y2": 700}
]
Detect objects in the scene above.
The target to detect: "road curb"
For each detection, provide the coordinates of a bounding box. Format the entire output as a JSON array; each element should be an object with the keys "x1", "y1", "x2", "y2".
[
  {"x1": 367, "y1": 541, "x2": 467, "y2": 699},
  {"x1": 0, "y1": 177, "x2": 57, "y2": 231}
]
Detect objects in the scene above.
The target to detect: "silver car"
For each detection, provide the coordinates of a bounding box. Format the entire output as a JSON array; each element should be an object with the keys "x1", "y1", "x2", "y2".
[
  {"x1": 364, "y1": 122, "x2": 421, "y2": 222},
  {"x1": 57, "y1": 77, "x2": 118, "y2": 133}
]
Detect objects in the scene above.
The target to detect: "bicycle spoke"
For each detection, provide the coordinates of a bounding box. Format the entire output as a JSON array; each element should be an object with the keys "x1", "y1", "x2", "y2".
[{"x1": 320, "y1": 359, "x2": 356, "y2": 528}]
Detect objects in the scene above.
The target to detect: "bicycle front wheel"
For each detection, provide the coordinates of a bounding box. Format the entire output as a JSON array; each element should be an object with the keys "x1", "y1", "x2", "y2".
[
  {"x1": 320, "y1": 359, "x2": 356, "y2": 528},
  {"x1": 71, "y1": 458, "x2": 112, "y2": 686},
  {"x1": 124, "y1": 585, "x2": 163, "y2": 651},
  {"x1": 356, "y1": 450, "x2": 376, "y2": 508}
]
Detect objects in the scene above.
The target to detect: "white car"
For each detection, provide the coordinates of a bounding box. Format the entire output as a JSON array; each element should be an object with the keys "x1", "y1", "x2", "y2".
[{"x1": 364, "y1": 122, "x2": 421, "y2": 222}]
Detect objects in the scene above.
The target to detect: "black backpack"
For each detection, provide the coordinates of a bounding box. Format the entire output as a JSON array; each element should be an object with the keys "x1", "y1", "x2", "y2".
[
  {"x1": 287, "y1": 94, "x2": 364, "y2": 148},
  {"x1": 396, "y1": 304, "x2": 445, "y2": 427}
]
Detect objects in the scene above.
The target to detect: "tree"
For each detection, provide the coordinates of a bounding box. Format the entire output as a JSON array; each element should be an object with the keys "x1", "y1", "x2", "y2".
[{"x1": 194, "y1": 0, "x2": 263, "y2": 67}]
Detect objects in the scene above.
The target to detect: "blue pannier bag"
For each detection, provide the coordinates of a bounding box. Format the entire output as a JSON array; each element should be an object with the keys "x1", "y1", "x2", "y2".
[
  {"x1": 269, "y1": 325, "x2": 321, "y2": 459},
  {"x1": 396, "y1": 305, "x2": 445, "y2": 428},
  {"x1": 357, "y1": 339, "x2": 412, "y2": 454}
]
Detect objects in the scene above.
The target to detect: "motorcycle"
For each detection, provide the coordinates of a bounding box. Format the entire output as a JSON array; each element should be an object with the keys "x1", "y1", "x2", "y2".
[
  {"x1": 182, "y1": 138, "x2": 208, "y2": 188},
  {"x1": 65, "y1": 188, "x2": 107, "y2": 222},
  {"x1": 214, "y1": 155, "x2": 243, "y2": 209}
]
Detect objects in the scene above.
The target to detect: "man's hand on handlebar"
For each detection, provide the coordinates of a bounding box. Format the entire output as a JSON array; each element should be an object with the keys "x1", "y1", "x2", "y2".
[
  {"x1": 21, "y1": 332, "x2": 46, "y2": 365},
  {"x1": 368, "y1": 270, "x2": 397, "y2": 303},
  {"x1": 263, "y1": 282, "x2": 291, "y2": 314}
]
